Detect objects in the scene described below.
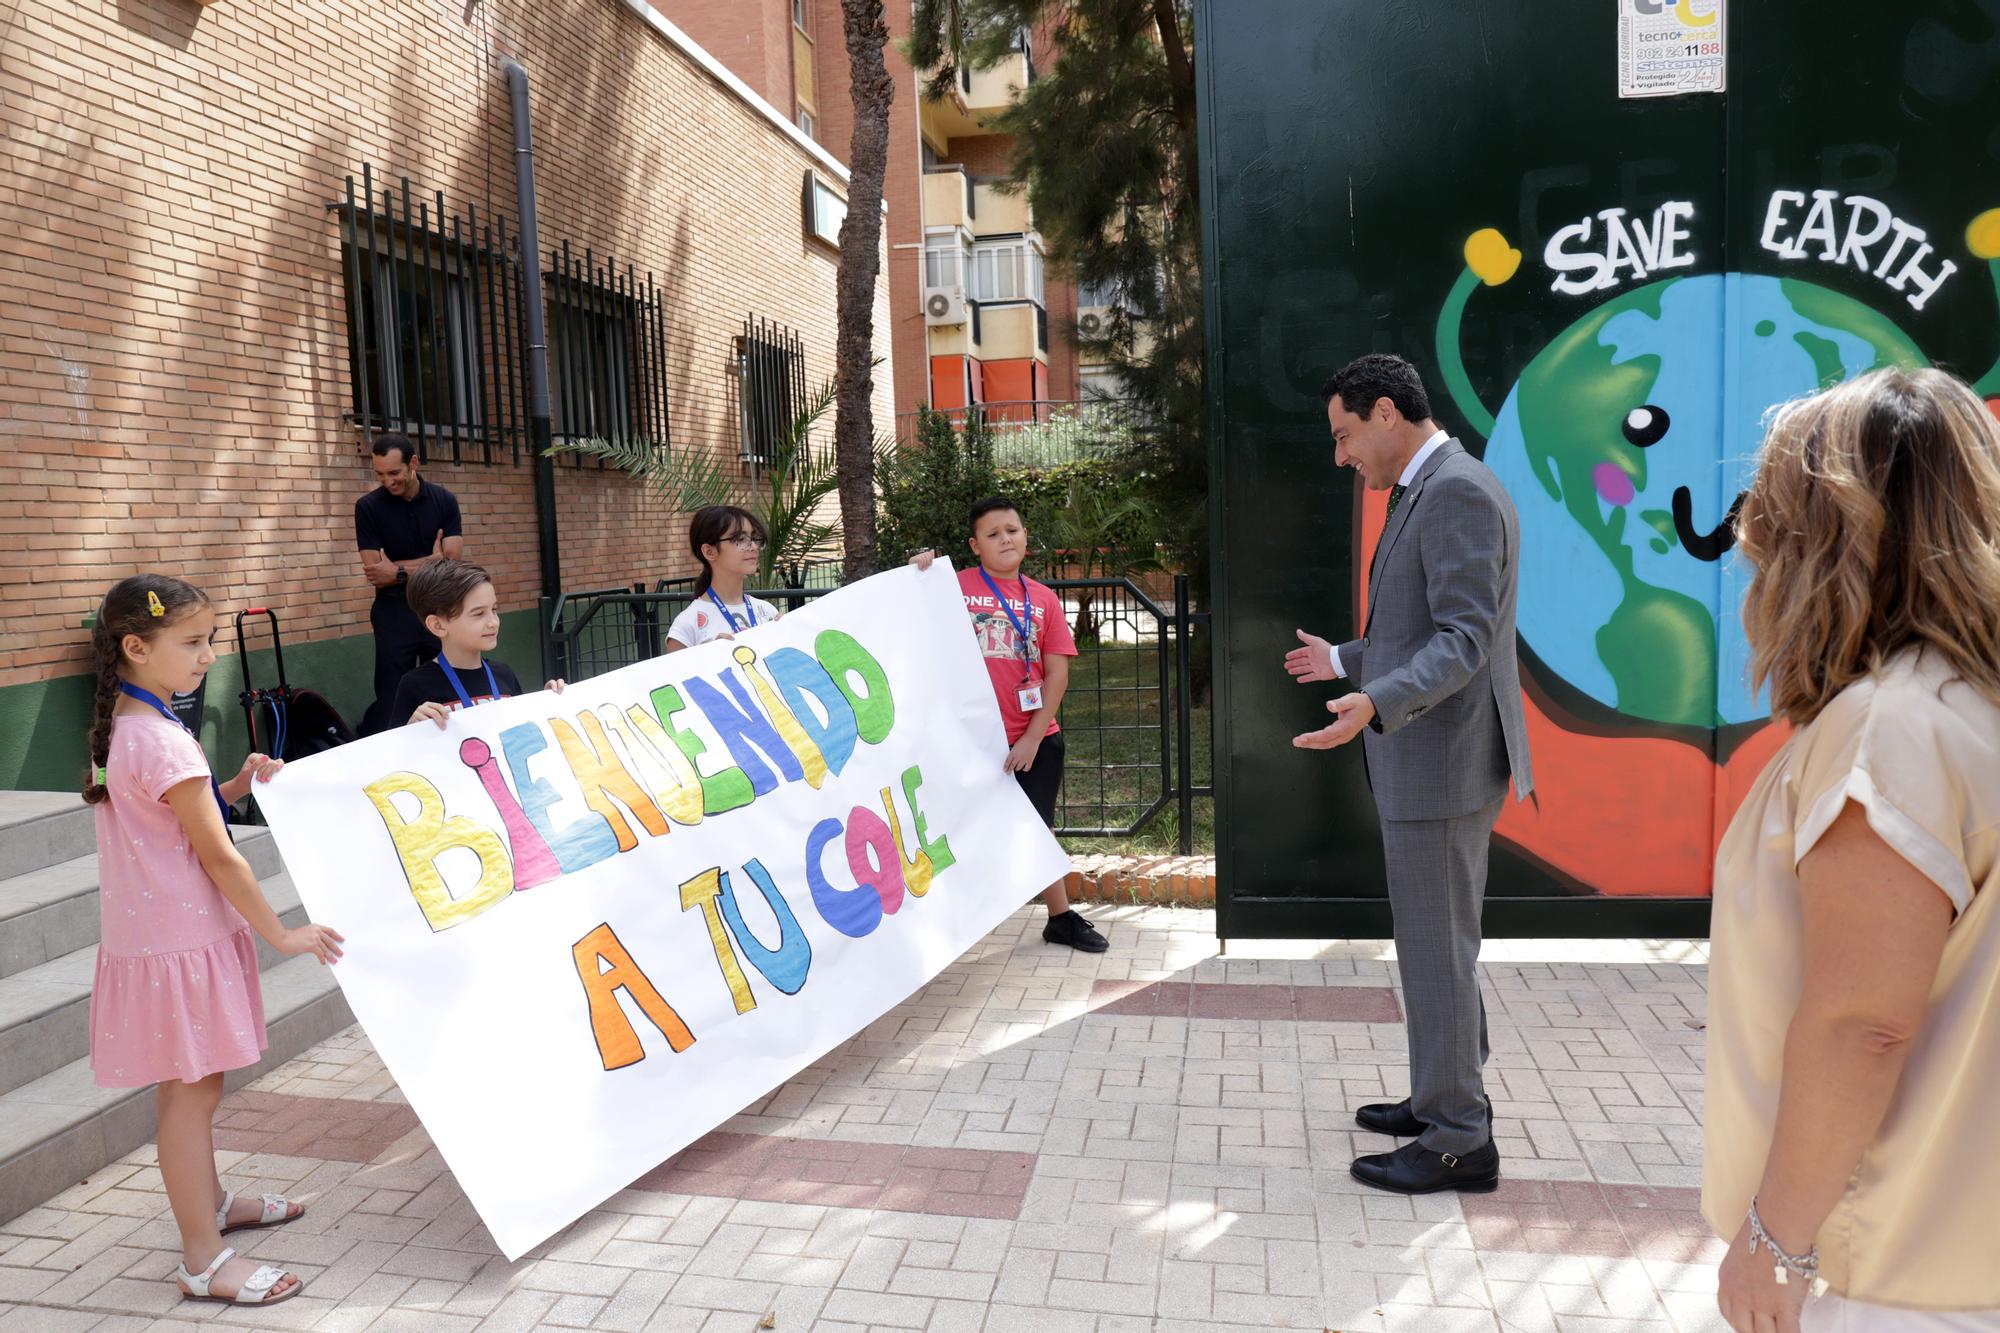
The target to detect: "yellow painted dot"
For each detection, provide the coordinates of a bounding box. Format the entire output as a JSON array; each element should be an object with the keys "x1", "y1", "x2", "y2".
[
  {"x1": 1967, "y1": 209, "x2": 2000, "y2": 261},
  {"x1": 1465, "y1": 228, "x2": 1523, "y2": 286}
]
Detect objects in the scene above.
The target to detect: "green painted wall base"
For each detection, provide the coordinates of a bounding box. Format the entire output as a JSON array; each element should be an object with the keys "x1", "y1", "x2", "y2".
[{"x1": 0, "y1": 610, "x2": 544, "y2": 792}]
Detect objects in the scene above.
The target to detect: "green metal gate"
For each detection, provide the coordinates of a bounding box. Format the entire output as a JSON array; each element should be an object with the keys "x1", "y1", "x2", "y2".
[{"x1": 1197, "y1": 0, "x2": 2000, "y2": 938}]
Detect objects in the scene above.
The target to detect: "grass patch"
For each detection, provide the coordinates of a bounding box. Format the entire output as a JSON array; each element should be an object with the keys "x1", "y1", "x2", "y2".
[{"x1": 1051, "y1": 633, "x2": 1213, "y2": 857}]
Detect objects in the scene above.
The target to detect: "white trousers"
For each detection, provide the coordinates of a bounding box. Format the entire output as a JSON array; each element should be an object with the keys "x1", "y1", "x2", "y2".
[{"x1": 1803, "y1": 1296, "x2": 2000, "y2": 1332}]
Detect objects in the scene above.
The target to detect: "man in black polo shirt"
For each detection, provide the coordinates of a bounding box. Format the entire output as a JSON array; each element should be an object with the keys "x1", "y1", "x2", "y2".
[{"x1": 355, "y1": 434, "x2": 464, "y2": 735}]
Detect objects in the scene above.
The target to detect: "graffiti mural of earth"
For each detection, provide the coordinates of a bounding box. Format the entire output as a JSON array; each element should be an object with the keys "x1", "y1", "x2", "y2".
[{"x1": 1346, "y1": 211, "x2": 2000, "y2": 896}]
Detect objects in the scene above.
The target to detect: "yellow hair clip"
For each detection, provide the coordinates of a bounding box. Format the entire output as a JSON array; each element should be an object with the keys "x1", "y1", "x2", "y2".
[{"x1": 146, "y1": 591, "x2": 165, "y2": 617}]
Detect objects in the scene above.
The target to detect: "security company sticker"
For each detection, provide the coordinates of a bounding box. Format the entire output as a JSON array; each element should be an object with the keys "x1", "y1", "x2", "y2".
[{"x1": 1617, "y1": 0, "x2": 1725, "y2": 99}]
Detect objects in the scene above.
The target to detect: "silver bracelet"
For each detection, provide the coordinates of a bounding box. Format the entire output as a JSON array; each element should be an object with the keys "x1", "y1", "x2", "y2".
[{"x1": 1747, "y1": 1197, "x2": 1830, "y2": 1297}]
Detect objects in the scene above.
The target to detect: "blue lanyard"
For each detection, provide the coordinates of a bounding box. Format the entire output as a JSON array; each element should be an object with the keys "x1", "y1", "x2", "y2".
[
  {"x1": 436, "y1": 657, "x2": 500, "y2": 710},
  {"x1": 118, "y1": 682, "x2": 232, "y2": 824},
  {"x1": 707, "y1": 588, "x2": 757, "y2": 633},
  {"x1": 978, "y1": 569, "x2": 1040, "y2": 678}
]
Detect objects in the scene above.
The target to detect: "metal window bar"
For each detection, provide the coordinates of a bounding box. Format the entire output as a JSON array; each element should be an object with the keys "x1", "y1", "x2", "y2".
[
  {"x1": 467, "y1": 202, "x2": 491, "y2": 465},
  {"x1": 545, "y1": 245, "x2": 672, "y2": 463},
  {"x1": 334, "y1": 164, "x2": 521, "y2": 463},
  {"x1": 543, "y1": 574, "x2": 1210, "y2": 847},
  {"x1": 737, "y1": 314, "x2": 806, "y2": 469}
]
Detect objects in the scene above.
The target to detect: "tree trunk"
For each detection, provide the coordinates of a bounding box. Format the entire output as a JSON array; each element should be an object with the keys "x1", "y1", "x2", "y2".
[
  {"x1": 1149, "y1": 0, "x2": 1197, "y2": 143},
  {"x1": 835, "y1": 0, "x2": 894, "y2": 583}
]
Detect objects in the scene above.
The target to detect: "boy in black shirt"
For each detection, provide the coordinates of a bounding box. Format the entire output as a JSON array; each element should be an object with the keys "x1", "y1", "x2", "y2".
[{"x1": 394, "y1": 560, "x2": 564, "y2": 728}]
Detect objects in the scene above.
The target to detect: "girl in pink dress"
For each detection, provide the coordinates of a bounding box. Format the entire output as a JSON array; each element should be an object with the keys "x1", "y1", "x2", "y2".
[{"x1": 84, "y1": 575, "x2": 344, "y2": 1309}]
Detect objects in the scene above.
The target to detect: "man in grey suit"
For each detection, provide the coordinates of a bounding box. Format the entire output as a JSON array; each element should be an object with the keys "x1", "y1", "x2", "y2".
[{"x1": 1286, "y1": 353, "x2": 1533, "y2": 1195}]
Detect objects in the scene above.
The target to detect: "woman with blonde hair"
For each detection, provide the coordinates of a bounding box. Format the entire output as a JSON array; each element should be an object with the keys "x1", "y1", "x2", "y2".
[{"x1": 1705, "y1": 367, "x2": 2000, "y2": 1333}]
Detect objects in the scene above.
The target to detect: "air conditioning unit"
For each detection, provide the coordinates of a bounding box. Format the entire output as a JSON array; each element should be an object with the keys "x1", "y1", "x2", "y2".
[
  {"x1": 1077, "y1": 305, "x2": 1111, "y2": 337},
  {"x1": 924, "y1": 287, "x2": 967, "y2": 326}
]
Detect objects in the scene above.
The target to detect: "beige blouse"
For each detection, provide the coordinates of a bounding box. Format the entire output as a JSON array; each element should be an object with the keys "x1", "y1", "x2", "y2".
[{"x1": 1703, "y1": 649, "x2": 2000, "y2": 1310}]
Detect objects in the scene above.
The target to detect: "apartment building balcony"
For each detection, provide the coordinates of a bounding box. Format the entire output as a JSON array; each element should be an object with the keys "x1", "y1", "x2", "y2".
[
  {"x1": 921, "y1": 48, "x2": 1034, "y2": 142},
  {"x1": 973, "y1": 301, "x2": 1046, "y2": 363},
  {"x1": 923, "y1": 170, "x2": 1034, "y2": 243},
  {"x1": 970, "y1": 180, "x2": 1030, "y2": 236},
  {"x1": 921, "y1": 166, "x2": 976, "y2": 233}
]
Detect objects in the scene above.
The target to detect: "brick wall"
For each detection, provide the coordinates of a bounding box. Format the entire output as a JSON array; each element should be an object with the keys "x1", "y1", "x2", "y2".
[
  {"x1": 0, "y1": 0, "x2": 894, "y2": 695},
  {"x1": 648, "y1": 0, "x2": 794, "y2": 116}
]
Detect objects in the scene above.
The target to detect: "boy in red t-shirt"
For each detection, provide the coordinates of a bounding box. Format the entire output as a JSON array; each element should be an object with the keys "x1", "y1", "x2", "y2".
[{"x1": 912, "y1": 497, "x2": 1109, "y2": 952}]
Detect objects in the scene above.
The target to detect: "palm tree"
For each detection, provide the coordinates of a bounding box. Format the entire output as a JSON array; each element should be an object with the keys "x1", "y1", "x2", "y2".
[{"x1": 833, "y1": 0, "x2": 896, "y2": 582}]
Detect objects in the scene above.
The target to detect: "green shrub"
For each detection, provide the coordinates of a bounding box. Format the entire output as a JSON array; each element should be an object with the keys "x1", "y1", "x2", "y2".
[
  {"x1": 999, "y1": 460, "x2": 1153, "y2": 565},
  {"x1": 875, "y1": 405, "x2": 998, "y2": 567}
]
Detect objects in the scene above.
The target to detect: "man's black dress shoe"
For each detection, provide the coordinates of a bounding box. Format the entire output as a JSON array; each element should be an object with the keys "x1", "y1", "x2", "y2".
[
  {"x1": 1354, "y1": 1099, "x2": 1427, "y2": 1137},
  {"x1": 1350, "y1": 1138, "x2": 1500, "y2": 1195}
]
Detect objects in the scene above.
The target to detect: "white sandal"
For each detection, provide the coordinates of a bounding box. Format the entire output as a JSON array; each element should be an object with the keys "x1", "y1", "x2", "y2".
[
  {"x1": 216, "y1": 1188, "x2": 303, "y2": 1235},
  {"x1": 174, "y1": 1246, "x2": 302, "y2": 1306}
]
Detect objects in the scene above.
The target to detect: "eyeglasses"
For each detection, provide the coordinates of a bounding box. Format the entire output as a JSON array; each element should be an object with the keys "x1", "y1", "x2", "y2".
[{"x1": 725, "y1": 534, "x2": 767, "y2": 550}]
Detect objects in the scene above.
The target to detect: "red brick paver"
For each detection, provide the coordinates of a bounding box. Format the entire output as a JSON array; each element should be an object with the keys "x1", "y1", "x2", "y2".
[
  {"x1": 633, "y1": 1132, "x2": 1037, "y2": 1220},
  {"x1": 1462, "y1": 1179, "x2": 1727, "y2": 1264},
  {"x1": 1089, "y1": 978, "x2": 1403, "y2": 1022},
  {"x1": 211, "y1": 1089, "x2": 421, "y2": 1162}
]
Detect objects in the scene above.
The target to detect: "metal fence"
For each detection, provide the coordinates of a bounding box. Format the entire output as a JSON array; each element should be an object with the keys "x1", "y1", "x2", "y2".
[{"x1": 544, "y1": 573, "x2": 1208, "y2": 850}]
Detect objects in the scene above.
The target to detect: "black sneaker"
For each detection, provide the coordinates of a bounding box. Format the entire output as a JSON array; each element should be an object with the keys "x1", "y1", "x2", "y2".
[{"x1": 1043, "y1": 909, "x2": 1109, "y2": 952}]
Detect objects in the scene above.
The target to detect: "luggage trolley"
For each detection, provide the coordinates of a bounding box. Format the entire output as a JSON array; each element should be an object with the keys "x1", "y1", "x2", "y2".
[{"x1": 234, "y1": 608, "x2": 357, "y2": 816}]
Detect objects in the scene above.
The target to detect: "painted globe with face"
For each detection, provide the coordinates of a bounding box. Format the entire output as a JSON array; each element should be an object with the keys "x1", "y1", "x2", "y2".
[{"x1": 1482, "y1": 272, "x2": 1925, "y2": 728}]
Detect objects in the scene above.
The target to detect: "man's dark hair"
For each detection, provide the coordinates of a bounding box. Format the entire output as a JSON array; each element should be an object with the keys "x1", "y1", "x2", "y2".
[
  {"x1": 372, "y1": 432, "x2": 417, "y2": 463},
  {"x1": 1320, "y1": 354, "x2": 1433, "y2": 423},
  {"x1": 409, "y1": 558, "x2": 492, "y2": 623},
  {"x1": 968, "y1": 495, "x2": 1021, "y2": 534}
]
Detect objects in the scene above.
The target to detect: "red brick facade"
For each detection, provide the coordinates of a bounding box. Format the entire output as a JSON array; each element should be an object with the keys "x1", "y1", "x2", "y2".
[{"x1": 0, "y1": 0, "x2": 893, "y2": 693}]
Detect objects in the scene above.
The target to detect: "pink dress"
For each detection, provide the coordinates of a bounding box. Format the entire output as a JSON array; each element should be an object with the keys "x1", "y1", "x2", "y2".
[{"x1": 89, "y1": 713, "x2": 266, "y2": 1087}]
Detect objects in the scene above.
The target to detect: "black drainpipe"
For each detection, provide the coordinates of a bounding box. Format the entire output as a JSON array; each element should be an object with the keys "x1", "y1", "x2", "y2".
[{"x1": 504, "y1": 59, "x2": 563, "y2": 681}]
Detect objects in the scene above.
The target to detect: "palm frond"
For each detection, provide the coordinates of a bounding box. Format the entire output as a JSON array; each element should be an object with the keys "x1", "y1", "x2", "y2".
[{"x1": 548, "y1": 435, "x2": 738, "y2": 513}]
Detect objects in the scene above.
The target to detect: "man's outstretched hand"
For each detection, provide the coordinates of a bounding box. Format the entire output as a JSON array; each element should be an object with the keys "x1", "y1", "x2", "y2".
[
  {"x1": 1285, "y1": 629, "x2": 1339, "y2": 683},
  {"x1": 1294, "y1": 692, "x2": 1375, "y2": 750}
]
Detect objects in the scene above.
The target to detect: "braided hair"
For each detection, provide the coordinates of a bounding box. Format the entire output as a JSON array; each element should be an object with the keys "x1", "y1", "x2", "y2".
[{"x1": 82, "y1": 575, "x2": 210, "y2": 805}]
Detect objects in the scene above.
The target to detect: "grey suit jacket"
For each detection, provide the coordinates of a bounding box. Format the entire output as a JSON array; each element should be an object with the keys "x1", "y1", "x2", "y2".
[{"x1": 1335, "y1": 440, "x2": 1533, "y2": 822}]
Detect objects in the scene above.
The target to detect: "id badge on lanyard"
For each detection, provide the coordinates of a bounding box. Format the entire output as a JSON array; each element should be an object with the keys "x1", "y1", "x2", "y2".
[{"x1": 980, "y1": 570, "x2": 1045, "y2": 713}]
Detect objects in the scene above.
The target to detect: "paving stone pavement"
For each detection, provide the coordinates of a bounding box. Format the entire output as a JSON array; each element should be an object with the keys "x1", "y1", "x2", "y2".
[{"x1": 0, "y1": 905, "x2": 1728, "y2": 1332}]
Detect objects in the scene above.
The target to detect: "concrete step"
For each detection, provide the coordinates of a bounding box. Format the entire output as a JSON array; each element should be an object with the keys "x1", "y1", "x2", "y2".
[
  {"x1": 0, "y1": 794, "x2": 97, "y2": 881},
  {"x1": 0, "y1": 826, "x2": 281, "y2": 979},
  {"x1": 0, "y1": 793, "x2": 355, "y2": 1231},
  {"x1": 0, "y1": 870, "x2": 307, "y2": 1097},
  {"x1": 0, "y1": 953, "x2": 352, "y2": 1228}
]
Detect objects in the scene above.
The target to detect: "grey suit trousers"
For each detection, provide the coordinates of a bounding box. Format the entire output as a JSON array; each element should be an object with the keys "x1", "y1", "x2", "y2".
[{"x1": 1381, "y1": 796, "x2": 1504, "y2": 1156}]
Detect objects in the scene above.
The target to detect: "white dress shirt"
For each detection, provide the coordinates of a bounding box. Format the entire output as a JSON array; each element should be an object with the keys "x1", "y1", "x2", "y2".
[{"x1": 1330, "y1": 428, "x2": 1449, "y2": 679}]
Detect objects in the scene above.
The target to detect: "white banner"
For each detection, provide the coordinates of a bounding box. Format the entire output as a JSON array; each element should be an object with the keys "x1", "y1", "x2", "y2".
[{"x1": 256, "y1": 565, "x2": 1070, "y2": 1259}]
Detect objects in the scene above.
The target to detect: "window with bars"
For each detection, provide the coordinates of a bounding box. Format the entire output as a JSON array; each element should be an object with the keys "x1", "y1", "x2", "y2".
[
  {"x1": 736, "y1": 316, "x2": 806, "y2": 467},
  {"x1": 337, "y1": 164, "x2": 519, "y2": 463},
  {"x1": 544, "y1": 246, "x2": 673, "y2": 455},
  {"x1": 342, "y1": 240, "x2": 482, "y2": 434}
]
